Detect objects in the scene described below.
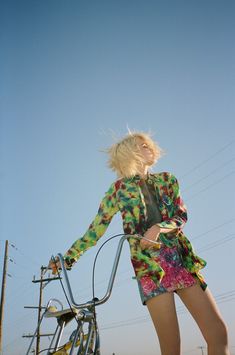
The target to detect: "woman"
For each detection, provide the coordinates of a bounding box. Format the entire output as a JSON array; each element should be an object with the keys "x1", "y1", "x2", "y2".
[{"x1": 49, "y1": 131, "x2": 229, "y2": 355}]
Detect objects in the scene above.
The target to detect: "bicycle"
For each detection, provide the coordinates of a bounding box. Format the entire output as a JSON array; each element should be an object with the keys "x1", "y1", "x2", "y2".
[{"x1": 25, "y1": 234, "x2": 161, "y2": 355}]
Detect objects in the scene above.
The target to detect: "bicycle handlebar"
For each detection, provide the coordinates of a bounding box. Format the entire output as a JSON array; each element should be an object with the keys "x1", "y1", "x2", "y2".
[{"x1": 57, "y1": 234, "x2": 161, "y2": 309}]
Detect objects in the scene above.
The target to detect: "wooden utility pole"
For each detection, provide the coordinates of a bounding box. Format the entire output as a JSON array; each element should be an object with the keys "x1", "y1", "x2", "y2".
[
  {"x1": 35, "y1": 266, "x2": 44, "y2": 355},
  {"x1": 0, "y1": 240, "x2": 9, "y2": 353},
  {"x1": 23, "y1": 268, "x2": 60, "y2": 355}
]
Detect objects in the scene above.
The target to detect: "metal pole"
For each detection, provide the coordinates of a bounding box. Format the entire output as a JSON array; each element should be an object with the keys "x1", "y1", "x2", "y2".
[
  {"x1": 36, "y1": 266, "x2": 44, "y2": 355},
  {"x1": 0, "y1": 240, "x2": 9, "y2": 353}
]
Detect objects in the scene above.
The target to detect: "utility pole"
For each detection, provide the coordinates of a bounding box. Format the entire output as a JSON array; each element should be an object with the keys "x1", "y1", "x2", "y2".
[
  {"x1": 36, "y1": 266, "x2": 44, "y2": 355},
  {"x1": 0, "y1": 240, "x2": 9, "y2": 353},
  {"x1": 23, "y1": 268, "x2": 61, "y2": 355}
]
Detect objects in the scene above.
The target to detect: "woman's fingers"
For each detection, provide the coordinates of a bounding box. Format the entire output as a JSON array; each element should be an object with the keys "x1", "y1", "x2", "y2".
[
  {"x1": 140, "y1": 236, "x2": 153, "y2": 249},
  {"x1": 140, "y1": 228, "x2": 161, "y2": 249},
  {"x1": 48, "y1": 258, "x2": 61, "y2": 274}
]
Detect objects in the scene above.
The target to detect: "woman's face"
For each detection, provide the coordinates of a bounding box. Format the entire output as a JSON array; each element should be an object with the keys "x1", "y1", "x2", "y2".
[{"x1": 136, "y1": 138, "x2": 155, "y2": 166}]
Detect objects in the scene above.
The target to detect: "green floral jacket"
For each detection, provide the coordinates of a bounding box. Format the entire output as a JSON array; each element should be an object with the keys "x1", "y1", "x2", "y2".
[{"x1": 64, "y1": 172, "x2": 206, "y2": 284}]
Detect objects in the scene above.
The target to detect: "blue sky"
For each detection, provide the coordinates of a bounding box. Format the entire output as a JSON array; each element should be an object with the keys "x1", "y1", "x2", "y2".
[{"x1": 1, "y1": 1, "x2": 235, "y2": 354}]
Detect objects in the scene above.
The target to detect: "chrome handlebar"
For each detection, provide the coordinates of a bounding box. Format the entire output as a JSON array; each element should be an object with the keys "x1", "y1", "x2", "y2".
[{"x1": 57, "y1": 234, "x2": 161, "y2": 309}]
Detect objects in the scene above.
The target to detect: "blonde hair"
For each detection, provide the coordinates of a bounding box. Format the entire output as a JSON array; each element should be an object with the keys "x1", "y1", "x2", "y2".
[{"x1": 106, "y1": 131, "x2": 163, "y2": 178}]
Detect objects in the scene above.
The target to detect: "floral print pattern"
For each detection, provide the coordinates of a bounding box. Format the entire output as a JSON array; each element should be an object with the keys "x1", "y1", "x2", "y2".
[
  {"x1": 64, "y1": 172, "x2": 207, "y2": 299},
  {"x1": 138, "y1": 245, "x2": 206, "y2": 304}
]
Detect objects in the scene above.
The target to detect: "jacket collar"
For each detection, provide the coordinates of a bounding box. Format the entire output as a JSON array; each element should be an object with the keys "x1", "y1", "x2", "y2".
[{"x1": 124, "y1": 173, "x2": 161, "y2": 184}]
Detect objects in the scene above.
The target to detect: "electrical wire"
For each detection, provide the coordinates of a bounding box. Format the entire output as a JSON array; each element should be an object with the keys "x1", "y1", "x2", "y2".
[
  {"x1": 10, "y1": 242, "x2": 42, "y2": 268},
  {"x1": 191, "y1": 218, "x2": 235, "y2": 241},
  {"x1": 99, "y1": 290, "x2": 235, "y2": 330},
  {"x1": 53, "y1": 230, "x2": 235, "y2": 311},
  {"x1": 197, "y1": 233, "x2": 235, "y2": 253},
  {"x1": 179, "y1": 139, "x2": 235, "y2": 179},
  {"x1": 3, "y1": 136, "x2": 234, "y2": 354},
  {"x1": 15, "y1": 142, "x2": 235, "y2": 352},
  {"x1": 185, "y1": 170, "x2": 235, "y2": 201},
  {"x1": 182, "y1": 156, "x2": 235, "y2": 192},
  {"x1": 78, "y1": 230, "x2": 235, "y2": 297}
]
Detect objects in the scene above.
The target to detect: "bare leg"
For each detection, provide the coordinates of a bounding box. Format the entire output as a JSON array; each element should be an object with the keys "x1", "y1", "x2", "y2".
[
  {"x1": 177, "y1": 284, "x2": 230, "y2": 355},
  {"x1": 146, "y1": 292, "x2": 181, "y2": 355}
]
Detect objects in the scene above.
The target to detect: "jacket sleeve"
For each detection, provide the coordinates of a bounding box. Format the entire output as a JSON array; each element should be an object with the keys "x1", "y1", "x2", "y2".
[
  {"x1": 156, "y1": 174, "x2": 188, "y2": 231},
  {"x1": 64, "y1": 182, "x2": 118, "y2": 268}
]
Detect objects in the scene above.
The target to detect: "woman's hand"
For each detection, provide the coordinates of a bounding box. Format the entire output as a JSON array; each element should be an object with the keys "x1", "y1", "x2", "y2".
[
  {"x1": 140, "y1": 225, "x2": 161, "y2": 250},
  {"x1": 48, "y1": 257, "x2": 62, "y2": 275}
]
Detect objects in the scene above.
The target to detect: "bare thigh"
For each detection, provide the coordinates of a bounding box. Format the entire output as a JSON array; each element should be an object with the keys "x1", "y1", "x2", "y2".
[
  {"x1": 177, "y1": 284, "x2": 229, "y2": 347},
  {"x1": 146, "y1": 292, "x2": 181, "y2": 355}
]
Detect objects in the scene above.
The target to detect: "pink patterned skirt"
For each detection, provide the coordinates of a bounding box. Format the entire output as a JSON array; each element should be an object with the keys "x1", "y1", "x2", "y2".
[{"x1": 137, "y1": 244, "x2": 206, "y2": 305}]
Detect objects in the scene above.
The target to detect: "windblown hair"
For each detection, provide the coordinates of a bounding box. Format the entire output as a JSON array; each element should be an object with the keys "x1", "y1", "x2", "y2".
[{"x1": 107, "y1": 131, "x2": 163, "y2": 178}]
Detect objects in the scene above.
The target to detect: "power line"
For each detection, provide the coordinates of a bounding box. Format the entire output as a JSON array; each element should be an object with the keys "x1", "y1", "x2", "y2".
[
  {"x1": 6, "y1": 243, "x2": 46, "y2": 282},
  {"x1": 179, "y1": 139, "x2": 235, "y2": 179},
  {"x1": 23, "y1": 266, "x2": 62, "y2": 355},
  {"x1": 99, "y1": 290, "x2": 235, "y2": 331},
  {"x1": 9, "y1": 242, "x2": 42, "y2": 269},
  {"x1": 86, "y1": 231, "x2": 235, "y2": 295},
  {"x1": 3, "y1": 140, "x2": 235, "y2": 352},
  {"x1": 66, "y1": 228, "x2": 235, "y2": 301},
  {"x1": 182, "y1": 156, "x2": 235, "y2": 192},
  {"x1": 197, "y1": 233, "x2": 235, "y2": 253},
  {"x1": 185, "y1": 170, "x2": 235, "y2": 201},
  {"x1": 191, "y1": 218, "x2": 235, "y2": 241}
]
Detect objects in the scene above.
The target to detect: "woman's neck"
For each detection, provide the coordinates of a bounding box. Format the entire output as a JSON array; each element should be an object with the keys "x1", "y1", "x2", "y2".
[{"x1": 137, "y1": 166, "x2": 149, "y2": 179}]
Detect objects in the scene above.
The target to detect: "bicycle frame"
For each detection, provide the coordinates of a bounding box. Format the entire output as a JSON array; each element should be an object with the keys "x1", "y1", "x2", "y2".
[
  {"x1": 55, "y1": 234, "x2": 138, "y2": 355},
  {"x1": 26, "y1": 234, "x2": 159, "y2": 354}
]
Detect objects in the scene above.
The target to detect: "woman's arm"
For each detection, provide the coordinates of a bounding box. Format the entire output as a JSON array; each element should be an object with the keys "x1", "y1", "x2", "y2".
[
  {"x1": 49, "y1": 183, "x2": 119, "y2": 273},
  {"x1": 63, "y1": 182, "x2": 118, "y2": 268}
]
